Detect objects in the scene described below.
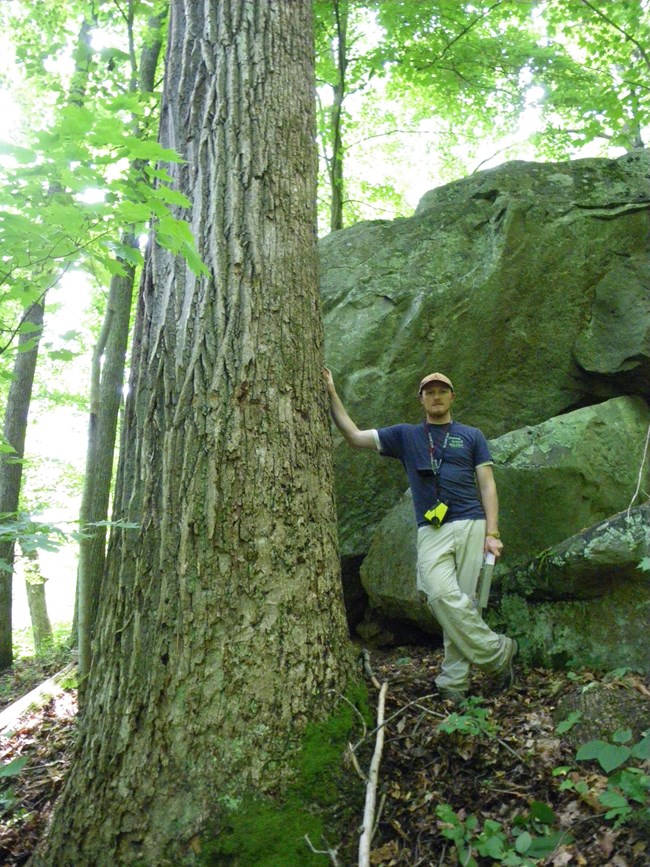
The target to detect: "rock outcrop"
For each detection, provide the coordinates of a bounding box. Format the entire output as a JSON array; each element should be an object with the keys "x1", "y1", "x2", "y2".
[
  {"x1": 321, "y1": 152, "x2": 650, "y2": 670},
  {"x1": 321, "y1": 151, "x2": 650, "y2": 559}
]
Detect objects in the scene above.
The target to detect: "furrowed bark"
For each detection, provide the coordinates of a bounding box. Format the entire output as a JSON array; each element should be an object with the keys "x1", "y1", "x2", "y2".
[{"x1": 35, "y1": 2, "x2": 354, "y2": 863}]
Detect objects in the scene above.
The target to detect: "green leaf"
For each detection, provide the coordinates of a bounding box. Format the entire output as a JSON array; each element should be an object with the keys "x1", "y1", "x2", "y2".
[
  {"x1": 631, "y1": 734, "x2": 650, "y2": 761},
  {"x1": 617, "y1": 767, "x2": 650, "y2": 803},
  {"x1": 526, "y1": 830, "x2": 571, "y2": 858},
  {"x1": 639, "y1": 557, "x2": 650, "y2": 572},
  {"x1": 0, "y1": 756, "x2": 29, "y2": 777},
  {"x1": 556, "y1": 710, "x2": 581, "y2": 734},
  {"x1": 47, "y1": 349, "x2": 77, "y2": 362},
  {"x1": 529, "y1": 800, "x2": 556, "y2": 825},
  {"x1": 599, "y1": 788, "x2": 629, "y2": 810},
  {"x1": 480, "y1": 834, "x2": 505, "y2": 859},
  {"x1": 576, "y1": 740, "x2": 631, "y2": 773},
  {"x1": 613, "y1": 728, "x2": 633, "y2": 745},
  {"x1": 118, "y1": 137, "x2": 185, "y2": 163},
  {"x1": 515, "y1": 830, "x2": 532, "y2": 854},
  {"x1": 17, "y1": 320, "x2": 42, "y2": 335}
]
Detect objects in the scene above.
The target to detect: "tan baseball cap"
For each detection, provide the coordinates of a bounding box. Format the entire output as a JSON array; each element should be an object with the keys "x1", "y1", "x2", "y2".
[{"x1": 419, "y1": 372, "x2": 454, "y2": 393}]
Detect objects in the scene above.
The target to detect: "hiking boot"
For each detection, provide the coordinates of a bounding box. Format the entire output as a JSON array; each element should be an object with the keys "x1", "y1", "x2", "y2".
[
  {"x1": 494, "y1": 638, "x2": 519, "y2": 692},
  {"x1": 439, "y1": 687, "x2": 468, "y2": 705}
]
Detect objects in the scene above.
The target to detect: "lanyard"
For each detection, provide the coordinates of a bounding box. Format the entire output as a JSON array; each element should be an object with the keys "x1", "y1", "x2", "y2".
[{"x1": 425, "y1": 421, "x2": 451, "y2": 475}]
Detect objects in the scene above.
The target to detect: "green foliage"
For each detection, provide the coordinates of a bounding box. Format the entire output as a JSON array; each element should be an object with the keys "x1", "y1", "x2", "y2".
[
  {"x1": 0, "y1": 756, "x2": 29, "y2": 818},
  {"x1": 312, "y1": 0, "x2": 650, "y2": 232},
  {"x1": 0, "y1": 756, "x2": 29, "y2": 779},
  {"x1": 0, "y1": 91, "x2": 203, "y2": 347},
  {"x1": 555, "y1": 710, "x2": 582, "y2": 734},
  {"x1": 438, "y1": 696, "x2": 497, "y2": 738},
  {"x1": 0, "y1": 0, "x2": 203, "y2": 362},
  {"x1": 561, "y1": 729, "x2": 650, "y2": 828},
  {"x1": 203, "y1": 685, "x2": 369, "y2": 866},
  {"x1": 0, "y1": 622, "x2": 72, "y2": 690},
  {"x1": 436, "y1": 799, "x2": 570, "y2": 866},
  {"x1": 0, "y1": 513, "x2": 68, "y2": 572}
]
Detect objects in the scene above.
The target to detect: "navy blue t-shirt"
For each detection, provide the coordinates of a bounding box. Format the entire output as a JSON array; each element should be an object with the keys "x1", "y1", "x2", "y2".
[{"x1": 376, "y1": 421, "x2": 493, "y2": 527}]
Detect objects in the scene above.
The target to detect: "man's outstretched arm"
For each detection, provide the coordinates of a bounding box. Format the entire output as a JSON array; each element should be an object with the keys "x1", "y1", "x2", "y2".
[{"x1": 324, "y1": 368, "x2": 378, "y2": 450}]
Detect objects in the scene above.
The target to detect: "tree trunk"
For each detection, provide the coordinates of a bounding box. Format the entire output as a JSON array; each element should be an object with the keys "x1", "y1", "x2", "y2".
[
  {"x1": 77, "y1": 260, "x2": 136, "y2": 677},
  {"x1": 329, "y1": 0, "x2": 348, "y2": 232},
  {"x1": 21, "y1": 538, "x2": 53, "y2": 652},
  {"x1": 0, "y1": 301, "x2": 45, "y2": 670},
  {"x1": 0, "y1": 16, "x2": 96, "y2": 672},
  {"x1": 35, "y1": 1, "x2": 354, "y2": 863},
  {"x1": 76, "y1": 11, "x2": 166, "y2": 683}
]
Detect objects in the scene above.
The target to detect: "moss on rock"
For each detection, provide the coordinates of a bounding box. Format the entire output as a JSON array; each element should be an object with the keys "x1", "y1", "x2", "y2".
[{"x1": 490, "y1": 582, "x2": 650, "y2": 673}]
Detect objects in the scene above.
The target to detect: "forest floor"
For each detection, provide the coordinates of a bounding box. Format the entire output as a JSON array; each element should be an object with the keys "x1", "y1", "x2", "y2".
[{"x1": 0, "y1": 644, "x2": 649, "y2": 866}]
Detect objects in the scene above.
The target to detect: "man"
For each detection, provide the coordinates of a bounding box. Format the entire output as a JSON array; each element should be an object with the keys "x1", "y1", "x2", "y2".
[{"x1": 324, "y1": 367, "x2": 517, "y2": 703}]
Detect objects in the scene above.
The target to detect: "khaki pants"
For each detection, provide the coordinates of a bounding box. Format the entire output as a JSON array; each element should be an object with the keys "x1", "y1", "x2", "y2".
[{"x1": 417, "y1": 520, "x2": 510, "y2": 692}]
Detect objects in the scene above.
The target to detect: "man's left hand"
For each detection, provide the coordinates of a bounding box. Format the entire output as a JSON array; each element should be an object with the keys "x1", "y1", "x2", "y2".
[{"x1": 485, "y1": 535, "x2": 504, "y2": 559}]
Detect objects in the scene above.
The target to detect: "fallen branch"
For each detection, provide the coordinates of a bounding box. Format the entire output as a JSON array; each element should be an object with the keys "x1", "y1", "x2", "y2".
[
  {"x1": 361, "y1": 648, "x2": 381, "y2": 690},
  {"x1": 305, "y1": 834, "x2": 340, "y2": 866},
  {"x1": 359, "y1": 680, "x2": 388, "y2": 867},
  {"x1": 372, "y1": 790, "x2": 387, "y2": 841},
  {"x1": 352, "y1": 693, "x2": 438, "y2": 753},
  {"x1": 347, "y1": 742, "x2": 367, "y2": 781},
  {"x1": 0, "y1": 663, "x2": 76, "y2": 736}
]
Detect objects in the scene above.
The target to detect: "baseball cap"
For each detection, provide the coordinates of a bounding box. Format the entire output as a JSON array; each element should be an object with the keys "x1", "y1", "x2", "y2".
[{"x1": 419, "y1": 372, "x2": 454, "y2": 394}]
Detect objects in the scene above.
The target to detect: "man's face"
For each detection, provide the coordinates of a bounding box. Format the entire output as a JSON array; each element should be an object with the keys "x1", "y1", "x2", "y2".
[{"x1": 420, "y1": 383, "x2": 454, "y2": 419}]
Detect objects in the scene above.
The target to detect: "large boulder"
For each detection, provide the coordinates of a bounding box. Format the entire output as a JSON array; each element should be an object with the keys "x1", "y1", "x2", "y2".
[
  {"x1": 321, "y1": 151, "x2": 650, "y2": 558},
  {"x1": 358, "y1": 397, "x2": 650, "y2": 656},
  {"x1": 486, "y1": 506, "x2": 650, "y2": 672},
  {"x1": 491, "y1": 580, "x2": 650, "y2": 673},
  {"x1": 504, "y1": 504, "x2": 650, "y2": 601},
  {"x1": 491, "y1": 395, "x2": 650, "y2": 567}
]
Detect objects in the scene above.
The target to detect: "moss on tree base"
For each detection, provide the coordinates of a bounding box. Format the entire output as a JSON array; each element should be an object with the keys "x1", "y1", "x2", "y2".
[{"x1": 200, "y1": 683, "x2": 371, "y2": 866}]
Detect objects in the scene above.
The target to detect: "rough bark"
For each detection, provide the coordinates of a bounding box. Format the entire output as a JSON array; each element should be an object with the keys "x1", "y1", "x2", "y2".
[
  {"x1": 0, "y1": 301, "x2": 45, "y2": 670},
  {"x1": 77, "y1": 261, "x2": 136, "y2": 677},
  {"x1": 35, "y1": 2, "x2": 354, "y2": 864}
]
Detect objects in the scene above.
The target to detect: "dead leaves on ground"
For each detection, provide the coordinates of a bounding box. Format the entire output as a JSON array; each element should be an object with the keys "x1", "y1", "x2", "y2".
[
  {"x1": 0, "y1": 651, "x2": 648, "y2": 866},
  {"x1": 0, "y1": 692, "x2": 77, "y2": 866},
  {"x1": 356, "y1": 648, "x2": 649, "y2": 866}
]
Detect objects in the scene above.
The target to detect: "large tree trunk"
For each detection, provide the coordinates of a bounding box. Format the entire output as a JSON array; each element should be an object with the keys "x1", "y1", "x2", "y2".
[
  {"x1": 0, "y1": 301, "x2": 45, "y2": 670},
  {"x1": 34, "y1": 1, "x2": 354, "y2": 863}
]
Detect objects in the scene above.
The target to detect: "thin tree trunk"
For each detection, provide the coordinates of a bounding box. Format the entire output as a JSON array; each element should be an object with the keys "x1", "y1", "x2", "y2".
[
  {"x1": 21, "y1": 538, "x2": 53, "y2": 652},
  {"x1": 329, "y1": 0, "x2": 348, "y2": 232},
  {"x1": 77, "y1": 10, "x2": 167, "y2": 683},
  {"x1": 76, "y1": 260, "x2": 136, "y2": 676},
  {"x1": 35, "y1": 1, "x2": 354, "y2": 863},
  {"x1": 0, "y1": 301, "x2": 45, "y2": 670},
  {"x1": 0, "y1": 16, "x2": 95, "y2": 672}
]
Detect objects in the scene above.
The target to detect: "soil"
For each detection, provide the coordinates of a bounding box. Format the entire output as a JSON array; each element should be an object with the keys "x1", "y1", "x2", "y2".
[{"x1": 1, "y1": 645, "x2": 649, "y2": 866}]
